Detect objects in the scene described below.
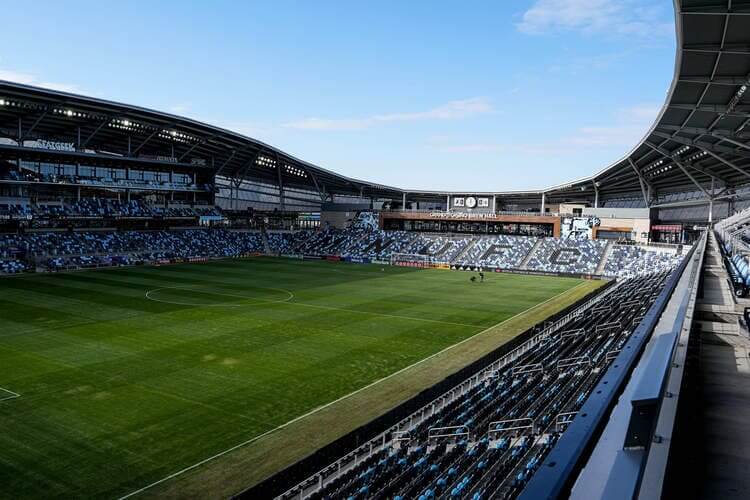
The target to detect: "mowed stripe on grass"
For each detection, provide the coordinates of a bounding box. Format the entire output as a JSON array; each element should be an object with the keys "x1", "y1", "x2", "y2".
[{"x1": 0, "y1": 258, "x2": 597, "y2": 499}]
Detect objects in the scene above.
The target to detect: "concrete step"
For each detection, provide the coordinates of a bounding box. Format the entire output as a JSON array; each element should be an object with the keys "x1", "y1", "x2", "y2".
[
  {"x1": 595, "y1": 240, "x2": 615, "y2": 275},
  {"x1": 520, "y1": 238, "x2": 543, "y2": 269}
]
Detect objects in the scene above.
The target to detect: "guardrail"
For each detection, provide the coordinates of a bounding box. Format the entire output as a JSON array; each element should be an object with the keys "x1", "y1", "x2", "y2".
[
  {"x1": 636, "y1": 230, "x2": 706, "y2": 497},
  {"x1": 518, "y1": 231, "x2": 705, "y2": 500}
]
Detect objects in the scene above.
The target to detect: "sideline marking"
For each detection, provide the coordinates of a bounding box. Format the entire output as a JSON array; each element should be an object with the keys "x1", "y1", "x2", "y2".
[
  {"x1": 145, "y1": 284, "x2": 489, "y2": 328},
  {"x1": 281, "y1": 300, "x2": 486, "y2": 329},
  {"x1": 118, "y1": 281, "x2": 589, "y2": 500}
]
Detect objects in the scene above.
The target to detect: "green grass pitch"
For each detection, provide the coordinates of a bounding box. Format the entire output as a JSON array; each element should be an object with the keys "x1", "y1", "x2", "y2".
[{"x1": 0, "y1": 257, "x2": 598, "y2": 499}]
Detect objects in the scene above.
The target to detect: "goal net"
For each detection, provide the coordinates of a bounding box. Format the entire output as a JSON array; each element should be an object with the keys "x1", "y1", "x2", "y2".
[{"x1": 390, "y1": 253, "x2": 432, "y2": 268}]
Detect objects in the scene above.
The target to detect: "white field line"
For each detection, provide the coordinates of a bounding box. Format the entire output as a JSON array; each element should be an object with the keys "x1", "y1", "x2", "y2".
[
  {"x1": 118, "y1": 281, "x2": 590, "y2": 500},
  {"x1": 279, "y1": 301, "x2": 487, "y2": 329},
  {"x1": 144, "y1": 285, "x2": 486, "y2": 329},
  {"x1": 0, "y1": 386, "x2": 20, "y2": 402},
  {"x1": 144, "y1": 285, "x2": 294, "y2": 308}
]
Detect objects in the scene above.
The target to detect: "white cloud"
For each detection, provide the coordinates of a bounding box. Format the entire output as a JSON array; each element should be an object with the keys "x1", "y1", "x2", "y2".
[
  {"x1": 0, "y1": 68, "x2": 85, "y2": 94},
  {"x1": 517, "y1": 0, "x2": 672, "y2": 38},
  {"x1": 435, "y1": 103, "x2": 661, "y2": 154},
  {"x1": 168, "y1": 103, "x2": 192, "y2": 115},
  {"x1": 569, "y1": 103, "x2": 661, "y2": 146},
  {"x1": 283, "y1": 97, "x2": 493, "y2": 131}
]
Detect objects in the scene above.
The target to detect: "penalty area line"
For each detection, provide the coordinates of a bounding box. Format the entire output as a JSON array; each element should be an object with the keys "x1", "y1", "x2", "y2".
[
  {"x1": 117, "y1": 281, "x2": 589, "y2": 500},
  {"x1": 0, "y1": 386, "x2": 20, "y2": 402}
]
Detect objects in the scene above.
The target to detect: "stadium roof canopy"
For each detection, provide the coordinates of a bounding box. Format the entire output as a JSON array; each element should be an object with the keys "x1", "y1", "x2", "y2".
[
  {"x1": 1, "y1": 0, "x2": 749, "y2": 207},
  {"x1": 0, "y1": 83, "x2": 405, "y2": 201}
]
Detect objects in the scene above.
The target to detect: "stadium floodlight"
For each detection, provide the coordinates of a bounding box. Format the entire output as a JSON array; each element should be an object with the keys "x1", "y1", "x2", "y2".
[
  {"x1": 65, "y1": 109, "x2": 74, "y2": 116},
  {"x1": 0, "y1": 99, "x2": 5, "y2": 106}
]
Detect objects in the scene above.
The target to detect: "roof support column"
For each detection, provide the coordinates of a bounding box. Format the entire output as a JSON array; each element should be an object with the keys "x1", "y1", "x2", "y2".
[
  {"x1": 231, "y1": 176, "x2": 242, "y2": 208},
  {"x1": 19, "y1": 110, "x2": 50, "y2": 143},
  {"x1": 699, "y1": 147, "x2": 750, "y2": 181},
  {"x1": 593, "y1": 184, "x2": 599, "y2": 208},
  {"x1": 709, "y1": 177, "x2": 715, "y2": 224},
  {"x1": 80, "y1": 118, "x2": 111, "y2": 150},
  {"x1": 308, "y1": 170, "x2": 326, "y2": 203},
  {"x1": 491, "y1": 195, "x2": 496, "y2": 213},
  {"x1": 215, "y1": 149, "x2": 237, "y2": 178},
  {"x1": 446, "y1": 194, "x2": 450, "y2": 211},
  {"x1": 540, "y1": 192, "x2": 546, "y2": 214},
  {"x1": 131, "y1": 129, "x2": 160, "y2": 156},
  {"x1": 674, "y1": 159, "x2": 711, "y2": 198},
  {"x1": 275, "y1": 157, "x2": 285, "y2": 212},
  {"x1": 402, "y1": 192, "x2": 407, "y2": 210},
  {"x1": 16, "y1": 117, "x2": 21, "y2": 169},
  {"x1": 627, "y1": 158, "x2": 651, "y2": 207},
  {"x1": 714, "y1": 134, "x2": 750, "y2": 152}
]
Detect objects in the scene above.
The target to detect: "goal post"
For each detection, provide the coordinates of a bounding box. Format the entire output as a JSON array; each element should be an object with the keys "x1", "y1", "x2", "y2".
[{"x1": 390, "y1": 253, "x2": 432, "y2": 268}]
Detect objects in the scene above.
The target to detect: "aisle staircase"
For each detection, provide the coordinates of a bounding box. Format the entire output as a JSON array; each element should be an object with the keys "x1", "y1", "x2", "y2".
[
  {"x1": 520, "y1": 238, "x2": 544, "y2": 269},
  {"x1": 451, "y1": 239, "x2": 477, "y2": 264},
  {"x1": 595, "y1": 240, "x2": 615, "y2": 275},
  {"x1": 260, "y1": 228, "x2": 271, "y2": 254}
]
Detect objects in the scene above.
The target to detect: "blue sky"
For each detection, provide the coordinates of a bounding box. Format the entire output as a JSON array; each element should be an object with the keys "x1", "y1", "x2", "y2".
[{"x1": 0, "y1": 0, "x2": 675, "y2": 192}]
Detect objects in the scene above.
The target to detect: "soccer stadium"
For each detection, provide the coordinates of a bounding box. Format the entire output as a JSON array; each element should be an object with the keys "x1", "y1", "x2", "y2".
[{"x1": 1, "y1": 1, "x2": 749, "y2": 499}]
